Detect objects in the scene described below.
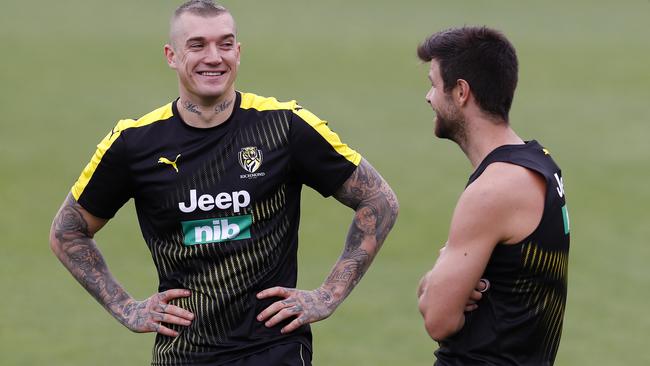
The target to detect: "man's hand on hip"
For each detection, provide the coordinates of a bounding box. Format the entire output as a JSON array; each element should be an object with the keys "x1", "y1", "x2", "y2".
[
  {"x1": 256, "y1": 286, "x2": 336, "y2": 334},
  {"x1": 119, "y1": 289, "x2": 194, "y2": 337}
]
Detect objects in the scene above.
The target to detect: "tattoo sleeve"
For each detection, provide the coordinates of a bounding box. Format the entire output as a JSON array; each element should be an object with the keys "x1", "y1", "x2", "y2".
[
  {"x1": 50, "y1": 195, "x2": 133, "y2": 326},
  {"x1": 323, "y1": 159, "x2": 399, "y2": 307}
]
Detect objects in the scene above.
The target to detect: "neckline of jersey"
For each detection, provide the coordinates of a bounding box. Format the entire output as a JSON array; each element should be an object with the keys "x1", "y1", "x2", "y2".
[
  {"x1": 467, "y1": 140, "x2": 540, "y2": 186},
  {"x1": 171, "y1": 91, "x2": 242, "y2": 132}
]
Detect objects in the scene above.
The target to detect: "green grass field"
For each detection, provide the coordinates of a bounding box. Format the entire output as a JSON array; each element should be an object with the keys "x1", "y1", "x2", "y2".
[{"x1": 1, "y1": 0, "x2": 649, "y2": 364}]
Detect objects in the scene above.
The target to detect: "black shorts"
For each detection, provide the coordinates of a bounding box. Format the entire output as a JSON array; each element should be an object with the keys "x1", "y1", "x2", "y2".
[{"x1": 223, "y1": 343, "x2": 312, "y2": 366}]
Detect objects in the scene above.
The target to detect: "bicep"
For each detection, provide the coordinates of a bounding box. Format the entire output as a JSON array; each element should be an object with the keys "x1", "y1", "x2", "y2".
[
  {"x1": 421, "y1": 187, "x2": 503, "y2": 313},
  {"x1": 52, "y1": 193, "x2": 109, "y2": 242},
  {"x1": 333, "y1": 159, "x2": 383, "y2": 209}
]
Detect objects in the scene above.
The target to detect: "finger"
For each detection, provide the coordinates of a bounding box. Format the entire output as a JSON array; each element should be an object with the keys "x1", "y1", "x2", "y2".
[
  {"x1": 257, "y1": 286, "x2": 291, "y2": 299},
  {"x1": 468, "y1": 290, "x2": 483, "y2": 302},
  {"x1": 478, "y1": 279, "x2": 490, "y2": 293},
  {"x1": 158, "y1": 289, "x2": 192, "y2": 302},
  {"x1": 155, "y1": 323, "x2": 180, "y2": 337},
  {"x1": 257, "y1": 300, "x2": 294, "y2": 322},
  {"x1": 264, "y1": 307, "x2": 301, "y2": 328},
  {"x1": 157, "y1": 304, "x2": 195, "y2": 321},
  {"x1": 159, "y1": 312, "x2": 193, "y2": 327},
  {"x1": 281, "y1": 315, "x2": 307, "y2": 334}
]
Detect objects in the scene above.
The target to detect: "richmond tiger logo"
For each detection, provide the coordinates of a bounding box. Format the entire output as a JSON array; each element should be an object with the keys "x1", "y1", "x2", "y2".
[{"x1": 238, "y1": 147, "x2": 263, "y2": 173}]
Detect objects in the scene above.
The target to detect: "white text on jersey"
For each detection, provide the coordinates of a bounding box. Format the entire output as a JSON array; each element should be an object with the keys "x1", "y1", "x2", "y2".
[{"x1": 179, "y1": 189, "x2": 251, "y2": 213}]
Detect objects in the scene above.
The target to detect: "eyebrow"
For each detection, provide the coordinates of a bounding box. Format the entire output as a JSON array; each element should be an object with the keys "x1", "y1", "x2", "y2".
[{"x1": 185, "y1": 34, "x2": 235, "y2": 44}]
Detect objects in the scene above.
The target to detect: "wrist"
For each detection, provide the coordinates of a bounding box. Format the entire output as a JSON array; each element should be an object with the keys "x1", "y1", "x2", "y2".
[
  {"x1": 108, "y1": 295, "x2": 137, "y2": 325},
  {"x1": 316, "y1": 286, "x2": 342, "y2": 310}
]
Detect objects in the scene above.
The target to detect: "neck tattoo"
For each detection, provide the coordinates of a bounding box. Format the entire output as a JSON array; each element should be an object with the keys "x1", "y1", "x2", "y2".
[
  {"x1": 183, "y1": 101, "x2": 202, "y2": 116},
  {"x1": 215, "y1": 99, "x2": 233, "y2": 113}
]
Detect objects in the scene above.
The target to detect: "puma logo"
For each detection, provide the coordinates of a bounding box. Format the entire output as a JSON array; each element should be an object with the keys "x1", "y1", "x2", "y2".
[{"x1": 158, "y1": 154, "x2": 181, "y2": 173}]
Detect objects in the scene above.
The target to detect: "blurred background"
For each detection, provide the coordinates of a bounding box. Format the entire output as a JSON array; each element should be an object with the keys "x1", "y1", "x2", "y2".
[{"x1": 1, "y1": 0, "x2": 648, "y2": 364}]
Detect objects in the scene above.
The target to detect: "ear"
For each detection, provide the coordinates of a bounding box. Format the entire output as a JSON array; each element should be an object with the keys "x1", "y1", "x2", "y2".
[
  {"x1": 164, "y1": 44, "x2": 176, "y2": 69},
  {"x1": 454, "y1": 79, "x2": 471, "y2": 106},
  {"x1": 236, "y1": 42, "x2": 241, "y2": 65}
]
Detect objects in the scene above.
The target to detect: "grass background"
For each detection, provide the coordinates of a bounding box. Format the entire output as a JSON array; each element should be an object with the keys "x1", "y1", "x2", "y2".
[{"x1": 1, "y1": 0, "x2": 649, "y2": 364}]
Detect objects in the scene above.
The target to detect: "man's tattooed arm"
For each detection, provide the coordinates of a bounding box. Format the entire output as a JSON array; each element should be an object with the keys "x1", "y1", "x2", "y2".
[
  {"x1": 256, "y1": 159, "x2": 398, "y2": 333},
  {"x1": 325, "y1": 158, "x2": 399, "y2": 304},
  {"x1": 49, "y1": 194, "x2": 193, "y2": 337}
]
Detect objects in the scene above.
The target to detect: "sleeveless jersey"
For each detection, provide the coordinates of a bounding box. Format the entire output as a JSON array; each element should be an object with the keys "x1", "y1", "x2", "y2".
[
  {"x1": 71, "y1": 91, "x2": 361, "y2": 365},
  {"x1": 435, "y1": 140, "x2": 570, "y2": 366}
]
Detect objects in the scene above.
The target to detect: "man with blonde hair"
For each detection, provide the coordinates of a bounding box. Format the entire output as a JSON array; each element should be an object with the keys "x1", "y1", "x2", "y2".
[{"x1": 50, "y1": 1, "x2": 398, "y2": 364}]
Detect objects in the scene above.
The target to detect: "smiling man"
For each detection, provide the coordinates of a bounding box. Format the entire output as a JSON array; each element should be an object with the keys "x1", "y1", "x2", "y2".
[
  {"x1": 416, "y1": 26, "x2": 570, "y2": 365},
  {"x1": 49, "y1": 1, "x2": 398, "y2": 365}
]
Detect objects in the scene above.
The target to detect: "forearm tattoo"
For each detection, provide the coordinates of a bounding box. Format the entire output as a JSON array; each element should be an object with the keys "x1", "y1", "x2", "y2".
[
  {"x1": 326, "y1": 159, "x2": 399, "y2": 304},
  {"x1": 52, "y1": 196, "x2": 131, "y2": 324}
]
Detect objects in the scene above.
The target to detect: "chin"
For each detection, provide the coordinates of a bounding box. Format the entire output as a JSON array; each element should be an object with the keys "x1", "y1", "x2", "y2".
[{"x1": 193, "y1": 89, "x2": 227, "y2": 100}]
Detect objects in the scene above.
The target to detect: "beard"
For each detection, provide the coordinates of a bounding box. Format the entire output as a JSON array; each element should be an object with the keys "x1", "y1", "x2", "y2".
[{"x1": 434, "y1": 97, "x2": 466, "y2": 145}]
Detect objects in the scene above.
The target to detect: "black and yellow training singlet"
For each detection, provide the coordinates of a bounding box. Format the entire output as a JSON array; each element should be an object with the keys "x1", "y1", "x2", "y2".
[
  {"x1": 71, "y1": 91, "x2": 361, "y2": 365},
  {"x1": 435, "y1": 140, "x2": 570, "y2": 366}
]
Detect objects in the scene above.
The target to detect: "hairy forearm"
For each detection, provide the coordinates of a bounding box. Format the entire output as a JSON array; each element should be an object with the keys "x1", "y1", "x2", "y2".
[
  {"x1": 50, "y1": 197, "x2": 133, "y2": 324},
  {"x1": 324, "y1": 159, "x2": 399, "y2": 306}
]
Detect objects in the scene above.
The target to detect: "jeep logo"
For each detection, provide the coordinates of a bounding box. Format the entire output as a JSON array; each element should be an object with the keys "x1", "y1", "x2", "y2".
[{"x1": 178, "y1": 189, "x2": 251, "y2": 213}]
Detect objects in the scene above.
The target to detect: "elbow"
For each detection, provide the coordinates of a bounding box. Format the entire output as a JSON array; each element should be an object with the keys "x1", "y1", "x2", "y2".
[
  {"x1": 391, "y1": 192, "x2": 400, "y2": 220},
  {"x1": 422, "y1": 314, "x2": 462, "y2": 342},
  {"x1": 423, "y1": 317, "x2": 457, "y2": 342},
  {"x1": 418, "y1": 300, "x2": 463, "y2": 342},
  {"x1": 385, "y1": 187, "x2": 400, "y2": 226},
  {"x1": 49, "y1": 221, "x2": 62, "y2": 257}
]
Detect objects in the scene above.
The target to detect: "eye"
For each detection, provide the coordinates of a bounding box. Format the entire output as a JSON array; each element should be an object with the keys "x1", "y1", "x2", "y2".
[{"x1": 189, "y1": 43, "x2": 203, "y2": 49}]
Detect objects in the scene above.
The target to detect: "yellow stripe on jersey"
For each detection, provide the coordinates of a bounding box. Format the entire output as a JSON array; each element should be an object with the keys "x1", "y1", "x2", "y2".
[
  {"x1": 71, "y1": 103, "x2": 174, "y2": 200},
  {"x1": 292, "y1": 108, "x2": 361, "y2": 166},
  {"x1": 239, "y1": 92, "x2": 361, "y2": 166},
  {"x1": 240, "y1": 92, "x2": 297, "y2": 111}
]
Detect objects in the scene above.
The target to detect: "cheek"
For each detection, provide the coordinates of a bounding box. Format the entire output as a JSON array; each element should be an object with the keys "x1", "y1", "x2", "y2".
[
  {"x1": 226, "y1": 52, "x2": 240, "y2": 68},
  {"x1": 178, "y1": 52, "x2": 197, "y2": 70}
]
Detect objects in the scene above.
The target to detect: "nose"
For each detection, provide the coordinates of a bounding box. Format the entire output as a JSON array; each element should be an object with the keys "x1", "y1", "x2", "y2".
[{"x1": 204, "y1": 44, "x2": 223, "y2": 64}]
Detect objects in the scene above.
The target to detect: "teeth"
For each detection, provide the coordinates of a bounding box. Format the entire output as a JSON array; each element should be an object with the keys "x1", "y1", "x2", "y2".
[{"x1": 201, "y1": 71, "x2": 224, "y2": 76}]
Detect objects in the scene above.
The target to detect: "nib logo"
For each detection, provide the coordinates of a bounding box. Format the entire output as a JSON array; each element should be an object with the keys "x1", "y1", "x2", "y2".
[{"x1": 181, "y1": 215, "x2": 252, "y2": 245}]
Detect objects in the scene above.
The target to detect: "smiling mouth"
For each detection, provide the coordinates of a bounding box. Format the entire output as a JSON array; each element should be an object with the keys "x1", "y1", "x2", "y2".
[{"x1": 198, "y1": 71, "x2": 225, "y2": 76}]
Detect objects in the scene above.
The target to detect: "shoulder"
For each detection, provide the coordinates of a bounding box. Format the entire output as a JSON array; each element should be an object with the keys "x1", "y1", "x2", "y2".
[
  {"x1": 239, "y1": 91, "x2": 300, "y2": 112},
  {"x1": 467, "y1": 162, "x2": 544, "y2": 199},
  {"x1": 239, "y1": 91, "x2": 325, "y2": 125},
  {"x1": 110, "y1": 102, "x2": 175, "y2": 138},
  {"x1": 452, "y1": 162, "x2": 545, "y2": 244}
]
